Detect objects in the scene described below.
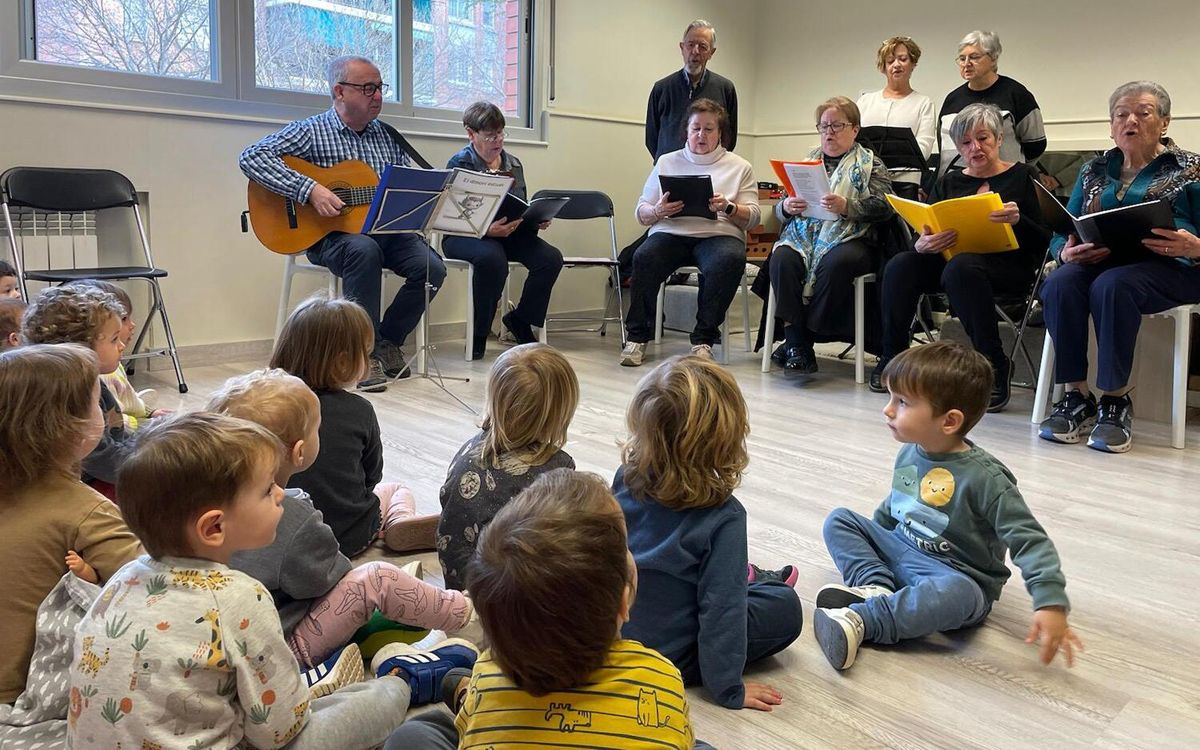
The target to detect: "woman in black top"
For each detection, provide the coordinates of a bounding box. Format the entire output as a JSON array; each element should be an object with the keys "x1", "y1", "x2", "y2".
[{"x1": 875, "y1": 103, "x2": 1049, "y2": 411}]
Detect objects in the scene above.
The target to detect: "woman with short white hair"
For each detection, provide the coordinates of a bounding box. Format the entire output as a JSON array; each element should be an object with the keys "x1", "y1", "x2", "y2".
[{"x1": 936, "y1": 30, "x2": 1045, "y2": 176}]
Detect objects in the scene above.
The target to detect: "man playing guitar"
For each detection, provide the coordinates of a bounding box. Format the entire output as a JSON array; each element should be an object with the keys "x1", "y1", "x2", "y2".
[{"x1": 240, "y1": 54, "x2": 444, "y2": 390}]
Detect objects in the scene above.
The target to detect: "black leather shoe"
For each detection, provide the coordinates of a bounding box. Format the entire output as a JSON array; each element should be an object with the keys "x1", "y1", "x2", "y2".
[
  {"x1": 868, "y1": 357, "x2": 889, "y2": 393},
  {"x1": 501, "y1": 311, "x2": 537, "y2": 345},
  {"x1": 770, "y1": 342, "x2": 789, "y2": 366},
  {"x1": 783, "y1": 346, "x2": 818, "y2": 374},
  {"x1": 988, "y1": 357, "x2": 1011, "y2": 413}
]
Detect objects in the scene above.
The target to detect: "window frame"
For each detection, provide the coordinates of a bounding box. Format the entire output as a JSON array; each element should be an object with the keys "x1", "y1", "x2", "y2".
[{"x1": 0, "y1": 0, "x2": 543, "y2": 141}]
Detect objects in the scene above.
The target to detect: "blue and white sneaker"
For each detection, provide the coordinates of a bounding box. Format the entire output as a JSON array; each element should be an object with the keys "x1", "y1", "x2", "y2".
[
  {"x1": 1087, "y1": 394, "x2": 1133, "y2": 453},
  {"x1": 370, "y1": 638, "x2": 479, "y2": 705},
  {"x1": 302, "y1": 643, "x2": 364, "y2": 699},
  {"x1": 1038, "y1": 390, "x2": 1097, "y2": 444}
]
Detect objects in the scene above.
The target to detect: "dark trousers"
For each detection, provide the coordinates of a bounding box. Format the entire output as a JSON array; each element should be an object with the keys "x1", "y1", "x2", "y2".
[
  {"x1": 308, "y1": 231, "x2": 446, "y2": 348},
  {"x1": 880, "y1": 249, "x2": 1035, "y2": 367},
  {"x1": 674, "y1": 580, "x2": 803, "y2": 689},
  {"x1": 626, "y1": 232, "x2": 746, "y2": 345},
  {"x1": 769, "y1": 240, "x2": 879, "y2": 349},
  {"x1": 1041, "y1": 258, "x2": 1200, "y2": 392},
  {"x1": 441, "y1": 230, "x2": 564, "y2": 334}
]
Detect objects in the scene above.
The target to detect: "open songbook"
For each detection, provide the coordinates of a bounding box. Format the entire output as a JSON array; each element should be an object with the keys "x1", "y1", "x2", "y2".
[
  {"x1": 887, "y1": 192, "x2": 1019, "y2": 260},
  {"x1": 1033, "y1": 179, "x2": 1174, "y2": 262},
  {"x1": 362, "y1": 166, "x2": 514, "y2": 239}
]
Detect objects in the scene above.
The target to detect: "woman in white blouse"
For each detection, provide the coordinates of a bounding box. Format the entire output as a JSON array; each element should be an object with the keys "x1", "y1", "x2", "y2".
[{"x1": 856, "y1": 36, "x2": 935, "y2": 199}]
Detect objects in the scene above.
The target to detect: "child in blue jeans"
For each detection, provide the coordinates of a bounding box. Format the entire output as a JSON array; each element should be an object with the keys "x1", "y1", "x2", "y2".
[
  {"x1": 615, "y1": 355, "x2": 803, "y2": 711},
  {"x1": 815, "y1": 341, "x2": 1084, "y2": 671}
]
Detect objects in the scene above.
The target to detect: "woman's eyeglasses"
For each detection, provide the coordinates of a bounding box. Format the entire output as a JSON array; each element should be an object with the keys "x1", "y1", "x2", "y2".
[{"x1": 816, "y1": 122, "x2": 853, "y2": 134}]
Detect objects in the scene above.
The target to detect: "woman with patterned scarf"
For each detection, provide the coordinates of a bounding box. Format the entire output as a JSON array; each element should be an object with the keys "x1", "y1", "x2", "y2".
[
  {"x1": 766, "y1": 96, "x2": 894, "y2": 375},
  {"x1": 1038, "y1": 81, "x2": 1200, "y2": 454}
]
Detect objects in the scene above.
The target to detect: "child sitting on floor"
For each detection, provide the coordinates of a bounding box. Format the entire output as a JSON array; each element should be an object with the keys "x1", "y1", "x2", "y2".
[
  {"x1": 384, "y1": 468, "x2": 712, "y2": 750},
  {"x1": 22, "y1": 285, "x2": 128, "y2": 487},
  {"x1": 0, "y1": 297, "x2": 25, "y2": 350},
  {"x1": 208, "y1": 368, "x2": 482, "y2": 682},
  {"x1": 68, "y1": 413, "x2": 413, "y2": 749},
  {"x1": 65, "y1": 279, "x2": 168, "y2": 429},
  {"x1": 271, "y1": 295, "x2": 438, "y2": 557},
  {"x1": 0, "y1": 344, "x2": 141, "y2": 705},
  {"x1": 615, "y1": 355, "x2": 803, "y2": 711},
  {"x1": 813, "y1": 341, "x2": 1084, "y2": 671},
  {"x1": 437, "y1": 342, "x2": 578, "y2": 590}
]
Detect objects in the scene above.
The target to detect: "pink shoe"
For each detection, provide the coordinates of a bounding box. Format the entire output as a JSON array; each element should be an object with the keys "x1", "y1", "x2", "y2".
[
  {"x1": 748, "y1": 563, "x2": 799, "y2": 587},
  {"x1": 380, "y1": 487, "x2": 440, "y2": 553}
]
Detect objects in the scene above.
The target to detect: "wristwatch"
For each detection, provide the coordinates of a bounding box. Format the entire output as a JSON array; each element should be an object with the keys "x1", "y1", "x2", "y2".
[{"x1": 723, "y1": 202, "x2": 736, "y2": 216}]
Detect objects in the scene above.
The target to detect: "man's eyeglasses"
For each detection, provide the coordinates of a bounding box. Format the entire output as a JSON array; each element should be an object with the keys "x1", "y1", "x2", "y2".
[
  {"x1": 816, "y1": 122, "x2": 853, "y2": 134},
  {"x1": 339, "y1": 81, "x2": 390, "y2": 97}
]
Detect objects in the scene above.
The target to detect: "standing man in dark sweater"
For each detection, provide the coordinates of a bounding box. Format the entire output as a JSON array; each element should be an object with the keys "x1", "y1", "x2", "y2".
[{"x1": 645, "y1": 19, "x2": 738, "y2": 161}]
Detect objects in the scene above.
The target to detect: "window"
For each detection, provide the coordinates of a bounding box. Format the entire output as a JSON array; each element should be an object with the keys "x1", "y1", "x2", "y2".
[
  {"x1": 3, "y1": 0, "x2": 536, "y2": 133},
  {"x1": 30, "y1": 0, "x2": 215, "y2": 80}
]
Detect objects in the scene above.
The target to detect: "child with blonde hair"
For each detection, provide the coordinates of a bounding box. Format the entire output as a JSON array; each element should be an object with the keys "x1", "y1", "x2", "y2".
[
  {"x1": 68, "y1": 412, "x2": 414, "y2": 749},
  {"x1": 210, "y1": 369, "x2": 481, "y2": 686},
  {"x1": 0, "y1": 344, "x2": 141, "y2": 703},
  {"x1": 437, "y1": 343, "x2": 578, "y2": 590},
  {"x1": 615, "y1": 355, "x2": 803, "y2": 711},
  {"x1": 22, "y1": 285, "x2": 128, "y2": 486},
  {"x1": 271, "y1": 295, "x2": 437, "y2": 557},
  {"x1": 0, "y1": 297, "x2": 25, "y2": 349}
]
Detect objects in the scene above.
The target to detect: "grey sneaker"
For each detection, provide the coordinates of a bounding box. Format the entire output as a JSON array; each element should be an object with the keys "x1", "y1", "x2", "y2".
[
  {"x1": 619, "y1": 342, "x2": 646, "y2": 367},
  {"x1": 1087, "y1": 393, "x2": 1133, "y2": 453},
  {"x1": 376, "y1": 339, "x2": 410, "y2": 379},
  {"x1": 815, "y1": 583, "x2": 893, "y2": 609},
  {"x1": 813, "y1": 607, "x2": 865, "y2": 671},
  {"x1": 1038, "y1": 390, "x2": 1098, "y2": 444},
  {"x1": 690, "y1": 343, "x2": 715, "y2": 360},
  {"x1": 356, "y1": 357, "x2": 388, "y2": 393}
]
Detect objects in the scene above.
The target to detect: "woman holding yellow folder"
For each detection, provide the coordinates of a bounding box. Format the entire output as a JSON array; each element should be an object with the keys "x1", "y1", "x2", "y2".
[{"x1": 874, "y1": 103, "x2": 1049, "y2": 411}]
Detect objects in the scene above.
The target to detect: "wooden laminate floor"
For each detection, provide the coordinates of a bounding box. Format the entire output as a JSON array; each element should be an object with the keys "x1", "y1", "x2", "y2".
[{"x1": 141, "y1": 331, "x2": 1199, "y2": 750}]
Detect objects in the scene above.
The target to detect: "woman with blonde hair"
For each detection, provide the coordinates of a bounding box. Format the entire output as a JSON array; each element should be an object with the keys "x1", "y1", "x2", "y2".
[
  {"x1": 857, "y1": 35, "x2": 936, "y2": 199},
  {"x1": 437, "y1": 343, "x2": 579, "y2": 590},
  {"x1": 614, "y1": 355, "x2": 802, "y2": 712}
]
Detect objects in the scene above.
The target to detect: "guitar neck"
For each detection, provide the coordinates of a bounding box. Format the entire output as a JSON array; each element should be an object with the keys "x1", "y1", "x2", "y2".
[{"x1": 329, "y1": 185, "x2": 378, "y2": 207}]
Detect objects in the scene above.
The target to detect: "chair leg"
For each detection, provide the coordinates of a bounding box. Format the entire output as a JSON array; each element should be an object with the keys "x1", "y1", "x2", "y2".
[
  {"x1": 719, "y1": 317, "x2": 730, "y2": 364},
  {"x1": 761, "y1": 286, "x2": 777, "y2": 373},
  {"x1": 655, "y1": 283, "x2": 666, "y2": 342},
  {"x1": 854, "y1": 275, "x2": 867, "y2": 385},
  {"x1": 464, "y1": 264, "x2": 475, "y2": 362},
  {"x1": 1170, "y1": 307, "x2": 1190, "y2": 449},
  {"x1": 1031, "y1": 334, "x2": 1056, "y2": 423},
  {"x1": 614, "y1": 269, "x2": 627, "y2": 346},
  {"x1": 276, "y1": 256, "x2": 296, "y2": 341},
  {"x1": 149, "y1": 278, "x2": 188, "y2": 394},
  {"x1": 742, "y1": 274, "x2": 753, "y2": 352}
]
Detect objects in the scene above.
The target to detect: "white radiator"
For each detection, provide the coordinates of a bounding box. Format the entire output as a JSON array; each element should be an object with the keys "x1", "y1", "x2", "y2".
[{"x1": 2, "y1": 209, "x2": 99, "y2": 271}]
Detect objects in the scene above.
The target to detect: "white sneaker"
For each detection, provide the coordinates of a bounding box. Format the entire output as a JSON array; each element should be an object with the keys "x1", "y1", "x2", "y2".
[
  {"x1": 690, "y1": 344, "x2": 714, "y2": 360},
  {"x1": 302, "y1": 643, "x2": 364, "y2": 699},
  {"x1": 815, "y1": 583, "x2": 893, "y2": 609},
  {"x1": 136, "y1": 388, "x2": 158, "y2": 410},
  {"x1": 399, "y1": 560, "x2": 423, "y2": 580},
  {"x1": 619, "y1": 342, "x2": 646, "y2": 367},
  {"x1": 813, "y1": 607, "x2": 865, "y2": 670}
]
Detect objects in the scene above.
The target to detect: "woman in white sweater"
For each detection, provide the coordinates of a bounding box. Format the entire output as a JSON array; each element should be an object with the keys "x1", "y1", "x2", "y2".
[
  {"x1": 856, "y1": 36, "x2": 935, "y2": 199},
  {"x1": 620, "y1": 99, "x2": 759, "y2": 367}
]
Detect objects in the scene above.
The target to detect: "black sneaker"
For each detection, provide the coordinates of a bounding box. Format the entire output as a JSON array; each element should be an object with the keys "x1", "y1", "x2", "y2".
[
  {"x1": 1038, "y1": 390, "x2": 1097, "y2": 444},
  {"x1": 471, "y1": 336, "x2": 488, "y2": 361},
  {"x1": 375, "y1": 340, "x2": 410, "y2": 379},
  {"x1": 988, "y1": 357, "x2": 1011, "y2": 413},
  {"x1": 868, "y1": 357, "x2": 889, "y2": 394},
  {"x1": 356, "y1": 357, "x2": 388, "y2": 393},
  {"x1": 747, "y1": 563, "x2": 799, "y2": 587},
  {"x1": 783, "y1": 346, "x2": 817, "y2": 375},
  {"x1": 1088, "y1": 393, "x2": 1133, "y2": 453},
  {"x1": 501, "y1": 311, "x2": 538, "y2": 345}
]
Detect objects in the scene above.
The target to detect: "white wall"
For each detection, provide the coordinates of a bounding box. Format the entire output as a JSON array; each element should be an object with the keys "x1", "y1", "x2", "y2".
[{"x1": 3, "y1": 0, "x2": 1198, "y2": 350}]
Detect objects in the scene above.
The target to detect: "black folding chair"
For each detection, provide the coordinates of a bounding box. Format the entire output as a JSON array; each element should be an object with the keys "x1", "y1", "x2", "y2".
[
  {"x1": 1, "y1": 167, "x2": 187, "y2": 392},
  {"x1": 534, "y1": 189, "x2": 626, "y2": 345}
]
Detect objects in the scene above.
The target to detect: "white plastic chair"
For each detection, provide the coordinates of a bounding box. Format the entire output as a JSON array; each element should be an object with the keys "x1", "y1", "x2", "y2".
[
  {"x1": 760, "y1": 273, "x2": 876, "y2": 384},
  {"x1": 654, "y1": 265, "x2": 755, "y2": 365}
]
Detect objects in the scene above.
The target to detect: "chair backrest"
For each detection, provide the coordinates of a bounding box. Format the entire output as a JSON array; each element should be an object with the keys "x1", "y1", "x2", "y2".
[
  {"x1": 530, "y1": 189, "x2": 614, "y2": 220},
  {"x1": 1, "y1": 167, "x2": 139, "y2": 212}
]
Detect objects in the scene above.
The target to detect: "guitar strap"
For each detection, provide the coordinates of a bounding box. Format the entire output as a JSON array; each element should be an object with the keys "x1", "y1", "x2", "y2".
[{"x1": 379, "y1": 121, "x2": 434, "y2": 170}]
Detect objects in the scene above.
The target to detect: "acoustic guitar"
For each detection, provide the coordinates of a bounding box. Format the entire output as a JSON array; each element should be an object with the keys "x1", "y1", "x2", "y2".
[{"x1": 246, "y1": 156, "x2": 379, "y2": 255}]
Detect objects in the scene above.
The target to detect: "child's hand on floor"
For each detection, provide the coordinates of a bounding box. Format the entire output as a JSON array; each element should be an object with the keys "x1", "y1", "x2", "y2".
[
  {"x1": 1026, "y1": 606, "x2": 1084, "y2": 667},
  {"x1": 65, "y1": 550, "x2": 98, "y2": 584},
  {"x1": 742, "y1": 681, "x2": 783, "y2": 711}
]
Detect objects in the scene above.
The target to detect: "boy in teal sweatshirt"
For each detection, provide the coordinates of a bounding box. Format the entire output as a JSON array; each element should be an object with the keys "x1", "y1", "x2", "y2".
[{"x1": 814, "y1": 341, "x2": 1083, "y2": 671}]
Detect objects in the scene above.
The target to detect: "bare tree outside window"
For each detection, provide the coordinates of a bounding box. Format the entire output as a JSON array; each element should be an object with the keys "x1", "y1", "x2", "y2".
[
  {"x1": 32, "y1": 0, "x2": 214, "y2": 79},
  {"x1": 254, "y1": 0, "x2": 396, "y2": 97}
]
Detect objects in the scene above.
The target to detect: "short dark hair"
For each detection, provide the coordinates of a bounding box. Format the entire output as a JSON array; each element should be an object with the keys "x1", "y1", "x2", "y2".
[
  {"x1": 64, "y1": 279, "x2": 132, "y2": 317},
  {"x1": 0, "y1": 297, "x2": 26, "y2": 347},
  {"x1": 467, "y1": 469, "x2": 630, "y2": 695},
  {"x1": 463, "y1": 101, "x2": 505, "y2": 133},
  {"x1": 0, "y1": 259, "x2": 16, "y2": 278},
  {"x1": 684, "y1": 98, "x2": 732, "y2": 149},
  {"x1": 118, "y1": 412, "x2": 284, "y2": 559},
  {"x1": 883, "y1": 341, "x2": 992, "y2": 435}
]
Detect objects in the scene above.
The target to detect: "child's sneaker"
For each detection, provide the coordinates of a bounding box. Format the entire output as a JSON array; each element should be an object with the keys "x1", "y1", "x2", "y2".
[
  {"x1": 814, "y1": 582, "x2": 893, "y2": 609},
  {"x1": 371, "y1": 638, "x2": 479, "y2": 706},
  {"x1": 399, "y1": 559, "x2": 423, "y2": 579},
  {"x1": 747, "y1": 563, "x2": 799, "y2": 587},
  {"x1": 441, "y1": 666, "x2": 473, "y2": 713},
  {"x1": 813, "y1": 607, "x2": 865, "y2": 671},
  {"x1": 1038, "y1": 390, "x2": 1098, "y2": 444},
  {"x1": 302, "y1": 643, "x2": 364, "y2": 699}
]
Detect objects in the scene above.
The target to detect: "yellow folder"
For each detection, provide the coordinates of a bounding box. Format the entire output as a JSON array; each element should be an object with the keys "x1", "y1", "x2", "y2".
[{"x1": 886, "y1": 192, "x2": 1019, "y2": 260}]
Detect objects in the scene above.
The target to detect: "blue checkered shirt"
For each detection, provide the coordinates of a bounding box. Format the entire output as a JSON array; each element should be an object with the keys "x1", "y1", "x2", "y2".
[{"x1": 239, "y1": 107, "x2": 412, "y2": 204}]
